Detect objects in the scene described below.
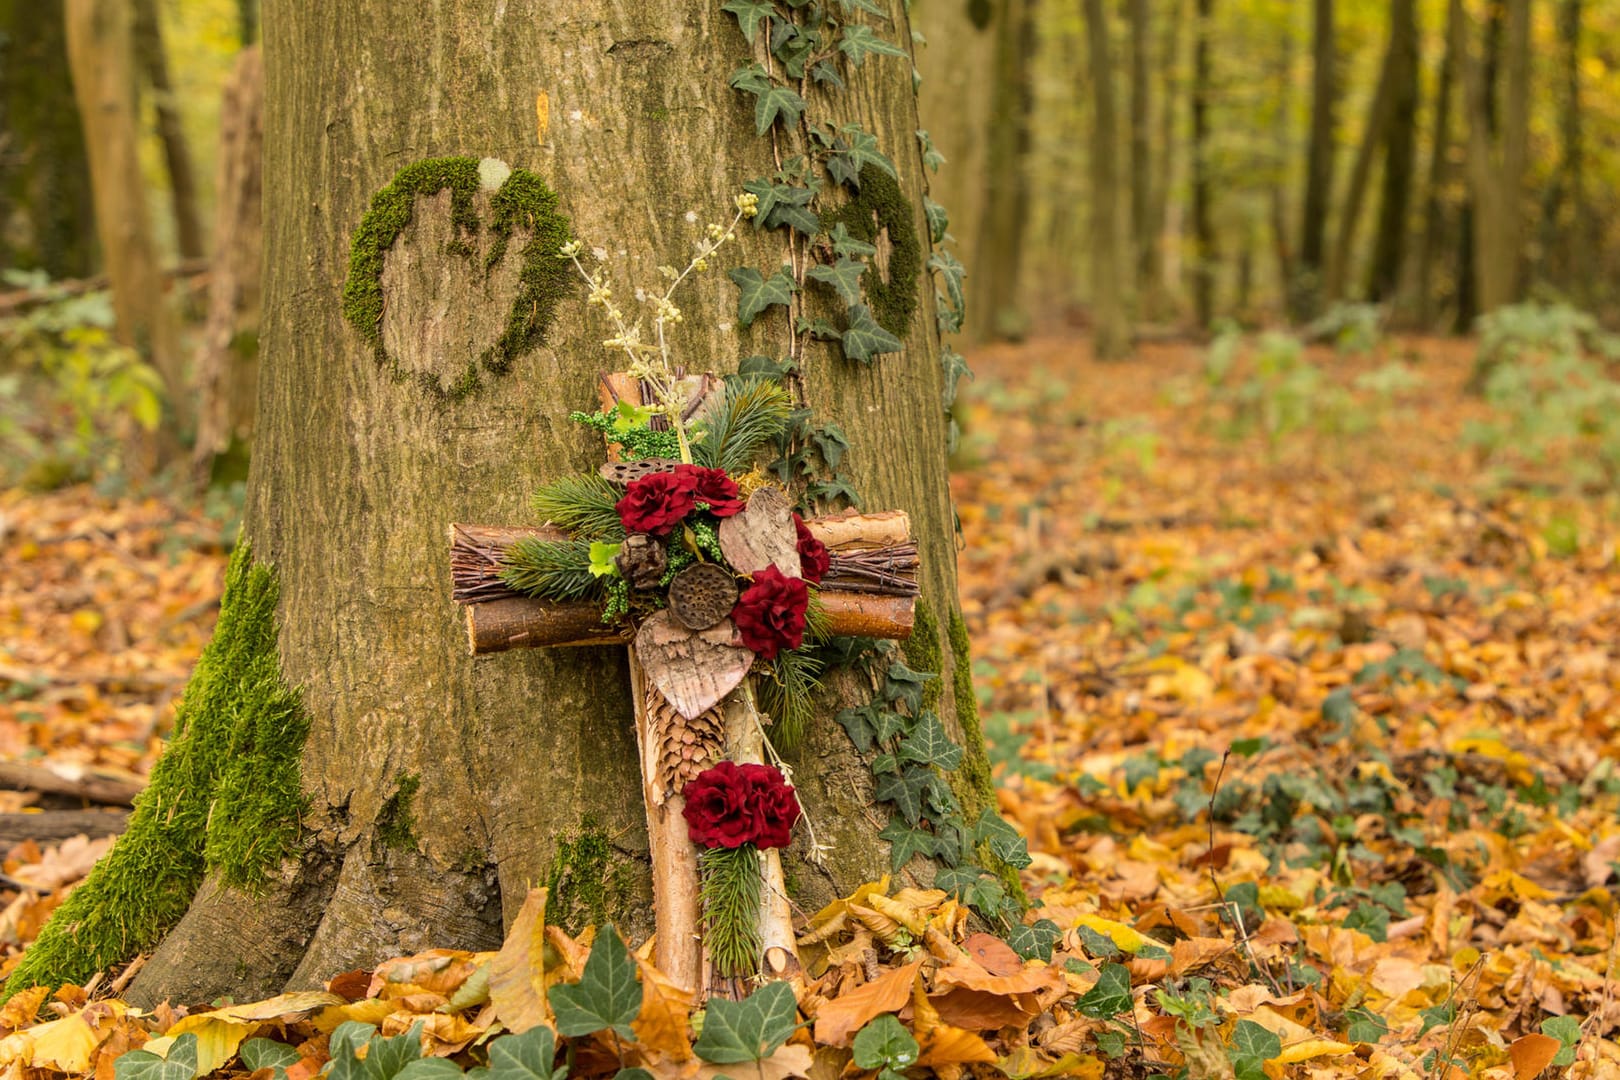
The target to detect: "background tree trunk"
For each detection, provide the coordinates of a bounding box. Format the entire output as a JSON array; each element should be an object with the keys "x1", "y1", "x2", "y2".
[
  {"x1": 914, "y1": 0, "x2": 997, "y2": 327},
  {"x1": 0, "y1": 0, "x2": 97, "y2": 278},
  {"x1": 1083, "y1": 0, "x2": 1128, "y2": 357},
  {"x1": 76, "y1": 0, "x2": 987, "y2": 1006},
  {"x1": 1415, "y1": 0, "x2": 1462, "y2": 328},
  {"x1": 1295, "y1": 0, "x2": 1333, "y2": 319},
  {"x1": 973, "y1": 0, "x2": 1036, "y2": 339},
  {"x1": 1365, "y1": 0, "x2": 1417, "y2": 302},
  {"x1": 1127, "y1": 0, "x2": 1154, "y2": 312},
  {"x1": 1154, "y1": 0, "x2": 1184, "y2": 309},
  {"x1": 1537, "y1": 0, "x2": 1583, "y2": 297},
  {"x1": 1462, "y1": 0, "x2": 1528, "y2": 315},
  {"x1": 1189, "y1": 0, "x2": 1215, "y2": 327},
  {"x1": 1325, "y1": 2, "x2": 1400, "y2": 302},
  {"x1": 133, "y1": 0, "x2": 205, "y2": 260},
  {"x1": 63, "y1": 0, "x2": 186, "y2": 466}
]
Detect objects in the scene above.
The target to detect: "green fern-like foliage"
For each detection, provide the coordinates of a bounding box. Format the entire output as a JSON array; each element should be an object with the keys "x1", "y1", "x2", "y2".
[
  {"x1": 531, "y1": 473, "x2": 626, "y2": 541},
  {"x1": 499, "y1": 538, "x2": 602, "y2": 602},
  {"x1": 692, "y1": 377, "x2": 795, "y2": 475},
  {"x1": 759, "y1": 647, "x2": 824, "y2": 750},
  {"x1": 699, "y1": 844, "x2": 763, "y2": 978}
]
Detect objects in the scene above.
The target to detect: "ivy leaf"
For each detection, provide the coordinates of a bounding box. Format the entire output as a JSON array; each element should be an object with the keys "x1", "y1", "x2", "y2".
[
  {"x1": 115, "y1": 1034, "x2": 200, "y2": 1080},
  {"x1": 729, "y1": 267, "x2": 798, "y2": 329},
  {"x1": 395, "y1": 1062, "x2": 464, "y2": 1080},
  {"x1": 721, "y1": 0, "x2": 775, "y2": 43},
  {"x1": 480, "y1": 1027, "x2": 564, "y2": 1080},
  {"x1": 882, "y1": 661, "x2": 936, "y2": 714},
  {"x1": 834, "y1": 0, "x2": 885, "y2": 13},
  {"x1": 874, "y1": 765, "x2": 931, "y2": 826},
  {"x1": 869, "y1": 751, "x2": 899, "y2": 776},
  {"x1": 836, "y1": 703, "x2": 878, "y2": 753},
  {"x1": 743, "y1": 178, "x2": 819, "y2": 236},
  {"x1": 922, "y1": 196, "x2": 949, "y2": 245},
  {"x1": 1076, "y1": 963, "x2": 1132, "y2": 1019},
  {"x1": 898, "y1": 712, "x2": 963, "y2": 770},
  {"x1": 806, "y1": 256, "x2": 868, "y2": 308},
  {"x1": 811, "y1": 422, "x2": 849, "y2": 469},
  {"x1": 842, "y1": 304, "x2": 905, "y2": 363},
  {"x1": 829, "y1": 223, "x2": 877, "y2": 259},
  {"x1": 738, "y1": 354, "x2": 796, "y2": 380},
  {"x1": 935, "y1": 865, "x2": 1005, "y2": 916},
  {"x1": 851, "y1": 1015, "x2": 919, "y2": 1071},
  {"x1": 824, "y1": 124, "x2": 897, "y2": 190},
  {"x1": 240, "y1": 1041, "x2": 300, "y2": 1075},
  {"x1": 807, "y1": 475, "x2": 863, "y2": 509},
  {"x1": 547, "y1": 925, "x2": 641, "y2": 1039},
  {"x1": 693, "y1": 981, "x2": 798, "y2": 1064},
  {"x1": 1005, "y1": 919, "x2": 1063, "y2": 962},
  {"x1": 1343, "y1": 1007, "x2": 1389, "y2": 1045},
  {"x1": 839, "y1": 25, "x2": 909, "y2": 67},
  {"x1": 941, "y1": 347, "x2": 972, "y2": 408},
  {"x1": 879, "y1": 815, "x2": 940, "y2": 872},
  {"x1": 922, "y1": 771, "x2": 960, "y2": 818},
  {"x1": 810, "y1": 59, "x2": 845, "y2": 89},
  {"x1": 972, "y1": 807, "x2": 1033, "y2": 869},
  {"x1": 916, "y1": 129, "x2": 945, "y2": 173},
  {"x1": 1229, "y1": 1019, "x2": 1282, "y2": 1080},
  {"x1": 869, "y1": 708, "x2": 912, "y2": 747},
  {"x1": 929, "y1": 249, "x2": 966, "y2": 319}
]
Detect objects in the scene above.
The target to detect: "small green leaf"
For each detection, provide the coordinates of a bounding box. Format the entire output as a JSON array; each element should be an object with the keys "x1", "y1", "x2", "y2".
[
  {"x1": 729, "y1": 267, "x2": 798, "y2": 329},
  {"x1": 852, "y1": 1015, "x2": 919, "y2": 1070},
  {"x1": 972, "y1": 807, "x2": 1032, "y2": 868},
  {"x1": 482, "y1": 1026, "x2": 565, "y2": 1080},
  {"x1": 1344, "y1": 1006, "x2": 1389, "y2": 1044},
  {"x1": 721, "y1": 0, "x2": 775, "y2": 42},
  {"x1": 1542, "y1": 1015, "x2": 1582, "y2": 1066},
  {"x1": 923, "y1": 196, "x2": 949, "y2": 245},
  {"x1": 1005, "y1": 919, "x2": 1062, "y2": 962},
  {"x1": 842, "y1": 304, "x2": 905, "y2": 362},
  {"x1": 881, "y1": 660, "x2": 936, "y2": 714},
  {"x1": 693, "y1": 981, "x2": 799, "y2": 1064},
  {"x1": 115, "y1": 1035, "x2": 201, "y2": 1080},
  {"x1": 548, "y1": 925, "x2": 642, "y2": 1039},
  {"x1": 806, "y1": 256, "x2": 867, "y2": 307},
  {"x1": 898, "y1": 712, "x2": 964, "y2": 770},
  {"x1": 1076, "y1": 964, "x2": 1132, "y2": 1019},
  {"x1": 838, "y1": 25, "x2": 909, "y2": 66},
  {"x1": 240, "y1": 1040, "x2": 300, "y2": 1074},
  {"x1": 829, "y1": 222, "x2": 877, "y2": 259},
  {"x1": 395, "y1": 1062, "x2": 464, "y2": 1080},
  {"x1": 588, "y1": 542, "x2": 622, "y2": 578},
  {"x1": 874, "y1": 765, "x2": 930, "y2": 826},
  {"x1": 1229, "y1": 1019, "x2": 1281, "y2": 1080},
  {"x1": 879, "y1": 814, "x2": 939, "y2": 872}
]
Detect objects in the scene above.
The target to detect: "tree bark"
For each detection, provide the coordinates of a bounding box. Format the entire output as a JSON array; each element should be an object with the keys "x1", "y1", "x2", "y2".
[
  {"x1": 1462, "y1": 0, "x2": 1528, "y2": 315},
  {"x1": 1325, "y1": 1, "x2": 1402, "y2": 302},
  {"x1": 1365, "y1": 0, "x2": 1417, "y2": 302},
  {"x1": 1295, "y1": 0, "x2": 1333, "y2": 319},
  {"x1": 109, "y1": 0, "x2": 985, "y2": 1006},
  {"x1": 973, "y1": 0, "x2": 1036, "y2": 340},
  {"x1": 1537, "y1": 0, "x2": 1584, "y2": 297},
  {"x1": 0, "y1": 0, "x2": 97, "y2": 278},
  {"x1": 1154, "y1": 0, "x2": 1184, "y2": 308},
  {"x1": 132, "y1": 0, "x2": 205, "y2": 261},
  {"x1": 1082, "y1": 0, "x2": 1128, "y2": 357},
  {"x1": 1189, "y1": 0, "x2": 1215, "y2": 327},
  {"x1": 1414, "y1": 0, "x2": 1462, "y2": 329},
  {"x1": 1127, "y1": 0, "x2": 1153, "y2": 308},
  {"x1": 63, "y1": 0, "x2": 186, "y2": 468}
]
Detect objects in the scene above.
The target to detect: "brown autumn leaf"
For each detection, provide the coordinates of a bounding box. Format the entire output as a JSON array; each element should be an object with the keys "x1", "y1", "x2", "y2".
[
  {"x1": 962, "y1": 933, "x2": 1022, "y2": 976},
  {"x1": 811, "y1": 960, "x2": 921, "y2": 1046},
  {"x1": 916, "y1": 1024, "x2": 997, "y2": 1068},
  {"x1": 488, "y1": 887, "x2": 552, "y2": 1033},
  {"x1": 632, "y1": 955, "x2": 694, "y2": 1062},
  {"x1": 927, "y1": 988, "x2": 1039, "y2": 1031},
  {"x1": 1508, "y1": 1033, "x2": 1562, "y2": 1080}
]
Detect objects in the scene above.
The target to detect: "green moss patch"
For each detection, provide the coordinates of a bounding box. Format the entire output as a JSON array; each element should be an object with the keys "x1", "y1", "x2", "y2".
[
  {"x1": 3, "y1": 544, "x2": 309, "y2": 999},
  {"x1": 546, "y1": 822, "x2": 634, "y2": 932},
  {"x1": 902, "y1": 599, "x2": 945, "y2": 713},
  {"x1": 820, "y1": 165, "x2": 922, "y2": 337},
  {"x1": 341, "y1": 156, "x2": 573, "y2": 401},
  {"x1": 948, "y1": 606, "x2": 994, "y2": 818},
  {"x1": 376, "y1": 775, "x2": 422, "y2": 852}
]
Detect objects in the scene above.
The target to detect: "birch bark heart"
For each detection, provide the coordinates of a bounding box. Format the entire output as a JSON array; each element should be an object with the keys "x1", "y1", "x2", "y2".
[
  {"x1": 634, "y1": 611, "x2": 755, "y2": 720},
  {"x1": 718, "y1": 487, "x2": 803, "y2": 578}
]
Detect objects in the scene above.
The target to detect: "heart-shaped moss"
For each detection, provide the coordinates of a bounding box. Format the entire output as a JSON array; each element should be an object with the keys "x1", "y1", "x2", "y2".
[{"x1": 342, "y1": 156, "x2": 573, "y2": 400}]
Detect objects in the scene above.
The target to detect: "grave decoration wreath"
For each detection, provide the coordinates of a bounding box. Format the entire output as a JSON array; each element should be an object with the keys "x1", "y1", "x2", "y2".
[{"x1": 447, "y1": 195, "x2": 922, "y2": 991}]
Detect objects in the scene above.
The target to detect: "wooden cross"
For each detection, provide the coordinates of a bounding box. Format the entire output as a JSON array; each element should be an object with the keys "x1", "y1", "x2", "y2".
[{"x1": 447, "y1": 375, "x2": 919, "y2": 994}]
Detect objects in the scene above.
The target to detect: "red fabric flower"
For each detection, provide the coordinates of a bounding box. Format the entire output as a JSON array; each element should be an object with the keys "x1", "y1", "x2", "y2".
[
  {"x1": 681, "y1": 465, "x2": 744, "y2": 518},
  {"x1": 616, "y1": 469, "x2": 698, "y2": 536},
  {"x1": 731, "y1": 565, "x2": 808, "y2": 660},
  {"x1": 682, "y1": 761, "x2": 801, "y2": 850},
  {"x1": 793, "y1": 513, "x2": 830, "y2": 584},
  {"x1": 682, "y1": 761, "x2": 758, "y2": 848}
]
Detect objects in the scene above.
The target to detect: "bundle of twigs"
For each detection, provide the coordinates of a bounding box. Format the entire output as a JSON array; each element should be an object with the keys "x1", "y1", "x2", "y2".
[
  {"x1": 821, "y1": 543, "x2": 920, "y2": 597},
  {"x1": 450, "y1": 524, "x2": 523, "y2": 603}
]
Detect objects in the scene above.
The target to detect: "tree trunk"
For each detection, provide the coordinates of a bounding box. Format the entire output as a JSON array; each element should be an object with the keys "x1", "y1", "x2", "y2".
[
  {"x1": 0, "y1": 0, "x2": 97, "y2": 278},
  {"x1": 1189, "y1": 0, "x2": 1214, "y2": 327},
  {"x1": 1325, "y1": 1, "x2": 1401, "y2": 302},
  {"x1": 1365, "y1": 0, "x2": 1417, "y2": 302},
  {"x1": 1083, "y1": 0, "x2": 1128, "y2": 357},
  {"x1": 14, "y1": 0, "x2": 992, "y2": 1007},
  {"x1": 63, "y1": 0, "x2": 186, "y2": 466},
  {"x1": 914, "y1": 0, "x2": 997, "y2": 328},
  {"x1": 1462, "y1": 0, "x2": 1528, "y2": 315},
  {"x1": 191, "y1": 44, "x2": 264, "y2": 486},
  {"x1": 1154, "y1": 0, "x2": 1184, "y2": 308},
  {"x1": 1295, "y1": 0, "x2": 1333, "y2": 319},
  {"x1": 132, "y1": 0, "x2": 205, "y2": 260},
  {"x1": 1415, "y1": 0, "x2": 1462, "y2": 328},
  {"x1": 973, "y1": 0, "x2": 1036, "y2": 340},
  {"x1": 1537, "y1": 0, "x2": 1583, "y2": 296},
  {"x1": 1127, "y1": 0, "x2": 1154, "y2": 308}
]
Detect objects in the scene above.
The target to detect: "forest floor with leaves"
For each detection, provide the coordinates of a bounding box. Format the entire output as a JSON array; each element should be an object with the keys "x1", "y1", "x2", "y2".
[{"x1": 0, "y1": 335, "x2": 1617, "y2": 1079}]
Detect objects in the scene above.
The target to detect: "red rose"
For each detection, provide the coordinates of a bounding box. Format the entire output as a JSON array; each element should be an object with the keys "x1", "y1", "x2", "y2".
[
  {"x1": 682, "y1": 761, "x2": 758, "y2": 848},
  {"x1": 793, "y1": 513, "x2": 830, "y2": 584},
  {"x1": 678, "y1": 465, "x2": 744, "y2": 518},
  {"x1": 737, "y1": 763, "x2": 800, "y2": 849},
  {"x1": 617, "y1": 469, "x2": 698, "y2": 536},
  {"x1": 682, "y1": 761, "x2": 801, "y2": 850},
  {"x1": 731, "y1": 565, "x2": 808, "y2": 660}
]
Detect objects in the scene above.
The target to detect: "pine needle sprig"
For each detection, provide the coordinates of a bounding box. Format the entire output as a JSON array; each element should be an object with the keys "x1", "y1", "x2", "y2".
[
  {"x1": 759, "y1": 647, "x2": 824, "y2": 750},
  {"x1": 692, "y1": 378, "x2": 794, "y2": 475},
  {"x1": 803, "y1": 586, "x2": 831, "y2": 645},
  {"x1": 699, "y1": 844, "x2": 763, "y2": 978},
  {"x1": 531, "y1": 473, "x2": 626, "y2": 540},
  {"x1": 498, "y1": 538, "x2": 603, "y2": 601}
]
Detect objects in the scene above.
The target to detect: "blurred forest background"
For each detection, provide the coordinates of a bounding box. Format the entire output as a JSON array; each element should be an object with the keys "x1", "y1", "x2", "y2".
[{"x1": 3, "y1": 0, "x2": 1619, "y2": 489}]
